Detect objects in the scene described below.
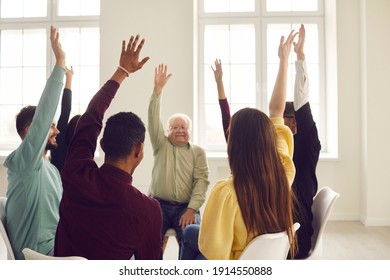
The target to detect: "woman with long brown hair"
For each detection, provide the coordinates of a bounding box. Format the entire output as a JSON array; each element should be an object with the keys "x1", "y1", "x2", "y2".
[{"x1": 180, "y1": 29, "x2": 298, "y2": 260}]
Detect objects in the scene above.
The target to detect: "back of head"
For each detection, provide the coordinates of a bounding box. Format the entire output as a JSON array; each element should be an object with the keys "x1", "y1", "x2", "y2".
[
  {"x1": 102, "y1": 112, "x2": 145, "y2": 161},
  {"x1": 283, "y1": 101, "x2": 295, "y2": 118},
  {"x1": 65, "y1": 114, "x2": 81, "y2": 145},
  {"x1": 16, "y1": 105, "x2": 37, "y2": 138},
  {"x1": 227, "y1": 107, "x2": 294, "y2": 253}
]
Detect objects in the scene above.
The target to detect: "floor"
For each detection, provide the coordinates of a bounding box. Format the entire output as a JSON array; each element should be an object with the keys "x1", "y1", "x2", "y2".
[{"x1": 1, "y1": 221, "x2": 390, "y2": 260}]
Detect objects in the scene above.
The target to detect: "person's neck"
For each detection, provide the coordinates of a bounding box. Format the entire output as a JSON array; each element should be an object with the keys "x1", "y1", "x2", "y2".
[{"x1": 104, "y1": 158, "x2": 135, "y2": 175}]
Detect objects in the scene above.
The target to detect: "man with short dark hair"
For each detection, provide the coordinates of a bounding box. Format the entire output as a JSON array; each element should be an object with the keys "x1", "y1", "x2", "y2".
[
  {"x1": 3, "y1": 26, "x2": 66, "y2": 260},
  {"x1": 55, "y1": 34, "x2": 162, "y2": 260}
]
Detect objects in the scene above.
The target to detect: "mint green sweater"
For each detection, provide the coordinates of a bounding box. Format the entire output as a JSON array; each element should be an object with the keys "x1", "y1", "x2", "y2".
[{"x1": 3, "y1": 66, "x2": 65, "y2": 260}]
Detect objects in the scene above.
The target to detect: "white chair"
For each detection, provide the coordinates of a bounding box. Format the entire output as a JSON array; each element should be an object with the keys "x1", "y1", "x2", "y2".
[
  {"x1": 22, "y1": 248, "x2": 87, "y2": 260},
  {"x1": 303, "y1": 186, "x2": 340, "y2": 260},
  {"x1": 239, "y1": 222, "x2": 300, "y2": 260},
  {"x1": 162, "y1": 228, "x2": 179, "y2": 254},
  {"x1": 0, "y1": 197, "x2": 15, "y2": 260}
]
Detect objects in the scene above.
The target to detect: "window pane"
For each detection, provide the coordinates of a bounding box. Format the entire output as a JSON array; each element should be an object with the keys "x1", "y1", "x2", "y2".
[
  {"x1": 230, "y1": 64, "x2": 255, "y2": 104},
  {"x1": 79, "y1": 66, "x2": 99, "y2": 105},
  {"x1": 204, "y1": 24, "x2": 255, "y2": 64},
  {"x1": 204, "y1": 0, "x2": 255, "y2": 13},
  {"x1": 24, "y1": 0, "x2": 47, "y2": 17},
  {"x1": 22, "y1": 67, "x2": 46, "y2": 105},
  {"x1": 0, "y1": 30, "x2": 23, "y2": 66},
  {"x1": 0, "y1": 105, "x2": 22, "y2": 149},
  {"x1": 230, "y1": 0, "x2": 255, "y2": 12},
  {"x1": 23, "y1": 29, "x2": 47, "y2": 66},
  {"x1": 1, "y1": 0, "x2": 47, "y2": 18},
  {"x1": 230, "y1": 25, "x2": 255, "y2": 64},
  {"x1": 60, "y1": 27, "x2": 99, "y2": 68},
  {"x1": 60, "y1": 28, "x2": 81, "y2": 66},
  {"x1": 80, "y1": 28, "x2": 100, "y2": 65},
  {"x1": 205, "y1": 104, "x2": 228, "y2": 147},
  {"x1": 0, "y1": 68, "x2": 23, "y2": 105},
  {"x1": 266, "y1": 0, "x2": 318, "y2": 12},
  {"x1": 204, "y1": 25, "x2": 230, "y2": 64},
  {"x1": 58, "y1": 0, "x2": 100, "y2": 16}
]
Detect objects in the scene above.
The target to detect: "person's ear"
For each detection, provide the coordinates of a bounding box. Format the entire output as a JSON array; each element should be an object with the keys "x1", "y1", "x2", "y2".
[
  {"x1": 292, "y1": 118, "x2": 297, "y2": 127},
  {"x1": 100, "y1": 138, "x2": 105, "y2": 152},
  {"x1": 21, "y1": 126, "x2": 29, "y2": 140},
  {"x1": 134, "y1": 143, "x2": 144, "y2": 158}
]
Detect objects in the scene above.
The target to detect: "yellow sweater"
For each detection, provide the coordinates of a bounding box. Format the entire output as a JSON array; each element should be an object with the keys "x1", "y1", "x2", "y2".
[{"x1": 198, "y1": 117, "x2": 295, "y2": 260}]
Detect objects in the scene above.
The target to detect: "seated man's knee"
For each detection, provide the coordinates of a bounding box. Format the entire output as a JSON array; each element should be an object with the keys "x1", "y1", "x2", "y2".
[{"x1": 182, "y1": 224, "x2": 200, "y2": 244}]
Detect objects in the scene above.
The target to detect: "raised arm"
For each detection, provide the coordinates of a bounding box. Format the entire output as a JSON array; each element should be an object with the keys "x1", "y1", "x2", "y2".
[
  {"x1": 65, "y1": 34, "x2": 149, "y2": 163},
  {"x1": 269, "y1": 30, "x2": 297, "y2": 118},
  {"x1": 51, "y1": 66, "x2": 74, "y2": 171},
  {"x1": 212, "y1": 59, "x2": 230, "y2": 141},
  {"x1": 148, "y1": 64, "x2": 172, "y2": 149},
  {"x1": 9, "y1": 26, "x2": 66, "y2": 170},
  {"x1": 293, "y1": 24, "x2": 309, "y2": 111}
]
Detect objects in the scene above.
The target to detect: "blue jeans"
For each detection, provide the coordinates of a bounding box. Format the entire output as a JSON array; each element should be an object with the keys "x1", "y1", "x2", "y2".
[
  {"x1": 180, "y1": 224, "x2": 207, "y2": 260},
  {"x1": 158, "y1": 199, "x2": 201, "y2": 259}
]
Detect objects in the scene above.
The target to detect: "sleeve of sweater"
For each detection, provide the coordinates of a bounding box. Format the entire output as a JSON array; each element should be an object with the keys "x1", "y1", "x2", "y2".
[
  {"x1": 271, "y1": 117, "x2": 296, "y2": 187},
  {"x1": 51, "y1": 88, "x2": 72, "y2": 171},
  {"x1": 4, "y1": 66, "x2": 65, "y2": 173},
  {"x1": 148, "y1": 92, "x2": 166, "y2": 152},
  {"x1": 199, "y1": 180, "x2": 238, "y2": 260},
  {"x1": 64, "y1": 80, "x2": 119, "y2": 164},
  {"x1": 218, "y1": 98, "x2": 231, "y2": 142}
]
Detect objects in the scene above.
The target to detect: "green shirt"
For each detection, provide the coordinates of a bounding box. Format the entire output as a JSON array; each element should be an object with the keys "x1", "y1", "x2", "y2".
[
  {"x1": 148, "y1": 92, "x2": 210, "y2": 211},
  {"x1": 3, "y1": 66, "x2": 65, "y2": 259}
]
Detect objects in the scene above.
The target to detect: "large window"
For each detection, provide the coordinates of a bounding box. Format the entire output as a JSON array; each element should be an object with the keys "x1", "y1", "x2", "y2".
[
  {"x1": 0, "y1": 0, "x2": 100, "y2": 155},
  {"x1": 198, "y1": 0, "x2": 336, "y2": 157}
]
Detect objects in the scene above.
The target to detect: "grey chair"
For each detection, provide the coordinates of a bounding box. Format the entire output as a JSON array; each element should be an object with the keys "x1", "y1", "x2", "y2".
[
  {"x1": 0, "y1": 197, "x2": 15, "y2": 260},
  {"x1": 303, "y1": 186, "x2": 340, "y2": 259}
]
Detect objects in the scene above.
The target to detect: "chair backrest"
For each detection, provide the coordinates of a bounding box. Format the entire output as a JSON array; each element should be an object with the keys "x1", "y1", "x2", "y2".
[
  {"x1": 0, "y1": 197, "x2": 15, "y2": 260},
  {"x1": 239, "y1": 222, "x2": 300, "y2": 260},
  {"x1": 305, "y1": 186, "x2": 340, "y2": 259},
  {"x1": 22, "y1": 248, "x2": 87, "y2": 260}
]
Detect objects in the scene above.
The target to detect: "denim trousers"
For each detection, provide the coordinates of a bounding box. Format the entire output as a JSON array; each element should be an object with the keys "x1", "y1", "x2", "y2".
[
  {"x1": 158, "y1": 199, "x2": 201, "y2": 259},
  {"x1": 179, "y1": 224, "x2": 207, "y2": 260}
]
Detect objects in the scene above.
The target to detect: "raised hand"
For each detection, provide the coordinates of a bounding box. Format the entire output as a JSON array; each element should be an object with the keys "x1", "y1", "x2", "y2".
[
  {"x1": 294, "y1": 24, "x2": 306, "y2": 61},
  {"x1": 153, "y1": 64, "x2": 172, "y2": 94},
  {"x1": 211, "y1": 59, "x2": 223, "y2": 84},
  {"x1": 65, "y1": 66, "x2": 74, "y2": 89},
  {"x1": 211, "y1": 58, "x2": 226, "y2": 100},
  {"x1": 119, "y1": 35, "x2": 150, "y2": 74},
  {"x1": 278, "y1": 29, "x2": 298, "y2": 63},
  {"x1": 50, "y1": 26, "x2": 66, "y2": 68}
]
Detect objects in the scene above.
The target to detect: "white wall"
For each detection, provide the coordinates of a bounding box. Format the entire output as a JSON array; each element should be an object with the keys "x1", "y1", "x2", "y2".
[
  {"x1": 361, "y1": 0, "x2": 390, "y2": 225},
  {"x1": 1, "y1": 0, "x2": 389, "y2": 225}
]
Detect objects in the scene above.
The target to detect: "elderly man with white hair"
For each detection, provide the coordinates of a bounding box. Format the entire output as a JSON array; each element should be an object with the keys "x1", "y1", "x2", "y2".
[{"x1": 148, "y1": 64, "x2": 210, "y2": 259}]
